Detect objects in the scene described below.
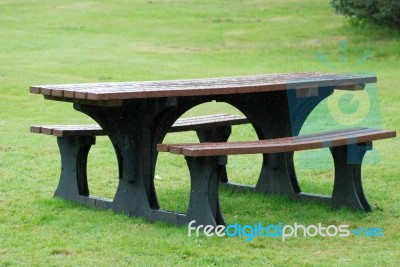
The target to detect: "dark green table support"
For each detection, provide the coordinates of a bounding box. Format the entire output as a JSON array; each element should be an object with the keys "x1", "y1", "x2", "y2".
[{"x1": 59, "y1": 87, "x2": 349, "y2": 225}]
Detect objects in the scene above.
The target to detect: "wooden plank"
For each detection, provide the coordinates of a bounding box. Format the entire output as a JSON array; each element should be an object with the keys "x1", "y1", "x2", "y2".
[
  {"x1": 30, "y1": 72, "x2": 377, "y2": 101},
  {"x1": 169, "y1": 114, "x2": 248, "y2": 132},
  {"x1": 30, "y1": 125, "x2": 104, "y2": 137},
  {"x1": 43, "y1": 95, "x2": 124, "y2": 107},
  {"x1": 158, "y1": 128, "x2": 396, "y2": 157},
  {"x1": 29, "y1": 125, "x2": 42, "y2": 134},
  {"x1": 30, "y1": 114, "x2": 249, "y2": 137}
]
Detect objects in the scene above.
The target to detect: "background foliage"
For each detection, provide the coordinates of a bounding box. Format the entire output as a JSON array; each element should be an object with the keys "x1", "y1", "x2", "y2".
[{"x1": 331, "y1": 0, "x2": 400, "y2": 28}]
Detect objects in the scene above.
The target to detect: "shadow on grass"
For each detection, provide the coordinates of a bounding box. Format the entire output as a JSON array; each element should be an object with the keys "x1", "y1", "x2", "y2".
[
  {"x1": 219, "y1": 186, "x2": 374, "y2": 227},
  {"x1": 35, "y1": 185, "x2": 377, "y2": 230}
]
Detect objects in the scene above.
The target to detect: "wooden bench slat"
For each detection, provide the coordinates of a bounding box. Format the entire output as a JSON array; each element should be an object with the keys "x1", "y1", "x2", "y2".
[
  {"x1": 30, "y1": 114, "x2": 248, "y2": 137},
  {"x1": 169, "y1": 114, "x2": 248, "y2": 132},
  {"x1": 156, "y1": 127, "x2": 381, "y2": 153},
  {"x1": 156, "y1": 128, "x2": 374, "y2": 153},
  {"x1": 158, "y1": 128, "x2": 396, "y2": 157},
  {"x1": 30, "y1": 125, "x2": 104, "y2": 137}
]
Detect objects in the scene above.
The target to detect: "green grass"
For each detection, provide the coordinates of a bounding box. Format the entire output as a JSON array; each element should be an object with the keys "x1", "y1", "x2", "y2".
[{"x1": 1, "y1": 0, "x2": 400, "y2": 266}]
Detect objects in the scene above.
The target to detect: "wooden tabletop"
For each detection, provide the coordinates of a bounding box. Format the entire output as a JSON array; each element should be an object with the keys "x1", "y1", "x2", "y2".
[{"x1": 30, "y1": 72, "x2": 376, "y2": 103}]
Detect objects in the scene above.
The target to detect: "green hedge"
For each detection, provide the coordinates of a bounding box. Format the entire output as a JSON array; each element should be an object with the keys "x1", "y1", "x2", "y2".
[{"x1": 331, "y1": 0, "x2": 400, "y2": 28}]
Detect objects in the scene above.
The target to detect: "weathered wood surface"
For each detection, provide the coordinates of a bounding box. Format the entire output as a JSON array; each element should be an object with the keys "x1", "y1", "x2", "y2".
[
  {"x1": 30, "y1": 72, "x2": 376, "y2": 101},
  {"x1": 30, "y1": 114, "x2": 248, "y2": 137},
  {"x1": 158, "y1": 128, "x2": 396, "y2": 157}
]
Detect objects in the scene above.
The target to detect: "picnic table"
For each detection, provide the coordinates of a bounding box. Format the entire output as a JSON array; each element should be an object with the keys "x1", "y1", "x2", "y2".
[{"x1": 30, "y1": 72, "x2": 395, "y2": 226}]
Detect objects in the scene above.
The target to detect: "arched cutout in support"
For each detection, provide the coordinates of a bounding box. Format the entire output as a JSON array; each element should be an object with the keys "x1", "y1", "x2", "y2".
[
  {"x1": 86, "y1": 136, "x2": 119, "y2": 200},
  {"x1": 54, "y1": 135, "x2": 113, "y2": 210},
  {"x1": 154, "y1": 102, "x2": 261, "y2": 213}
]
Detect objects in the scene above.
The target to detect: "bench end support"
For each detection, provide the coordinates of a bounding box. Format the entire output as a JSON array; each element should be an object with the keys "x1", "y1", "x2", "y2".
[
  {"x1": 330, "y1": 142, "x2": 372, "y2": 211},
  {"x1": 185, "y1": 155, "x2": 227, "y2": 226}
]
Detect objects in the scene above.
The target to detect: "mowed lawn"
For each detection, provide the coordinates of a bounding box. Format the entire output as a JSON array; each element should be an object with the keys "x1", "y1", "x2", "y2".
[{"x1": 1, "y1": 0, "x2": 399, "y2": 266}]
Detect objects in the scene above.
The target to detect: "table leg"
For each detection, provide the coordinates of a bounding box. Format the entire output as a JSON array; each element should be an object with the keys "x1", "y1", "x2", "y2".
[
  {"x1": 74, "y1": 97, "x2": 218, "y2": 224},
  {"x1": 217, "y1": 87, "x2": 335, "y2": 198},
  {"x1": 215, "y1": 92, "x2": 299, "y2": 194}
]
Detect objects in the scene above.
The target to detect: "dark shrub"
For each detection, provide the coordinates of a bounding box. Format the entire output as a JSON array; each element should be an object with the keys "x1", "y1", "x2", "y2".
[{"x1": 331, "y1": 0, "x2": 400, "y2": 28}]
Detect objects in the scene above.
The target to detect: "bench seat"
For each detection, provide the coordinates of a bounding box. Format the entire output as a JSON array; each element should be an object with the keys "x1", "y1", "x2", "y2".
[
  {"x1": 158, "y1": 127, "x2": 395, "y2": 226},
  {"x1": 158, "y1": 128, "x2": 395, "y2": 156},
  {"x1": 30, "y1": 113, "x2": 248, "y2": 137}
]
